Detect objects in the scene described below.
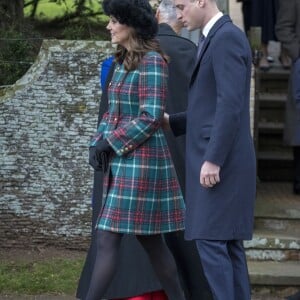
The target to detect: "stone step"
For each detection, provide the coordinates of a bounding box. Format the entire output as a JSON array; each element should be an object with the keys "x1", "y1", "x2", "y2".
[
  {"x1": 246, "y1": 248, "x2": 300, "y2": 262},
  {"x1": 258, "y1": 121, "x2": 284, "y2": 132},
  {"x1": 258, "y1": 93, "x2": 287, "y2": 106},
  {"x1": 250, "y1": 182, "x2": 300, "y2": 262},
  {"x1": 258, "y1": 134, "x2": 287, "y2": 148},
  {"x1": 244, "y1": 230, "x2": 300, "y2": 261},
  {"x1": 255, "y1": 182, "x2": 300, "y2": 219},
  {"x1": 245, "y1": 230, "x2": 300, "y2": 250},
  {"x1": 256, "y1": 77, "x2": 289, "y2": 95},
  {"x1": 254, "y1": 218, "x2": 300, "y2": 235},
  {"x1": 248, "y1": 261, "x2": 300, "y2": 286},
  {"x1": 257, "y1": 162, "x2": 293, "y2": 181},
  {"x1": 257, "y1": 151, "x2": 293, "y2": 161},
  {"x1": 256, "y1": 66, "x2": 290, "y2": 79}
]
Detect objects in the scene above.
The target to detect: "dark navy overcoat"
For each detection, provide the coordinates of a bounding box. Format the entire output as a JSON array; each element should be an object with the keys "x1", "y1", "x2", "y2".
[{"x1": 172, "y1": 15, "x2": 257, "y2": 241}]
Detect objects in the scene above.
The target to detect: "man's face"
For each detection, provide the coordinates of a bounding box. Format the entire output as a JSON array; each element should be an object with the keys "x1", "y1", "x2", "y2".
[{"x1": 174, "y1": 0, "x2": 201, "y2": 31}]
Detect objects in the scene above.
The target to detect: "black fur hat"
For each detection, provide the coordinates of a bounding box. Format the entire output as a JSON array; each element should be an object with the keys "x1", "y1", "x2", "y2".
[{"x1": 103, "y1": 0, "x2": 158, "y2": 40}]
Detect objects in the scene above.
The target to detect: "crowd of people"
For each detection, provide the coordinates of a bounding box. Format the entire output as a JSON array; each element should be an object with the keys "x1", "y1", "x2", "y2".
[{"x1": 76, "y1": 0, "x2": 300, "y2": 299}]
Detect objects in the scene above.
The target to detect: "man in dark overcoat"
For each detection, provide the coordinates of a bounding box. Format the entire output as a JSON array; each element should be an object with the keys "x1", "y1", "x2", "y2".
[
  {"x1": 276, "y1": 0, "x2": 300, "y2": 195},
  {"x1": 168, "y1": 0, "x2": 257, "y2": 299}
]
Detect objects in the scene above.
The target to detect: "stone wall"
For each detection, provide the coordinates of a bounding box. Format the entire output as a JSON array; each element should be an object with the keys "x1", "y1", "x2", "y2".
[{"x1": 0, "y1": 40, "x2": 114, "y2": 250}]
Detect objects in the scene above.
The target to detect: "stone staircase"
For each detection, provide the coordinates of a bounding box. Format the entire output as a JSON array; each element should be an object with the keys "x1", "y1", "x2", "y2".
[
  {"x1": 253, "y1": 66, "x2": 293, "y2": 181},
  {"x1": 246, "y1": 173, "x2": 300, "y2": 295},
  {"x1": 246, "y1": 63, "x2": 300, "y2": 298}
]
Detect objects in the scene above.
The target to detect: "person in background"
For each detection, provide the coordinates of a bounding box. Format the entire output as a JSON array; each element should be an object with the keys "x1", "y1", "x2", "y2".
[
  {"x1": 156, "y1": 0, "x2": 213, "y2": 299},
  {"x1": 166, "y1": 0, "x2": 256, "y2": 299},
  {"x1": 237, "y1": 0, "x2": 291, "y2": 70},
  {"x1": 293, "y1": 58, "x2": 300, "y2": 111},
  {"x1": 236, "y1": 0, "x2": 251, "y2": 36},
  {"x1": 85, "y1": 0, "x2": 186, "y2": 299},
  {"x1": 100, "y1": 56, "x2": 114, "y2": 89},
  {"x1": 275, "y1": 0, "x2": 300, "y2": 197}
]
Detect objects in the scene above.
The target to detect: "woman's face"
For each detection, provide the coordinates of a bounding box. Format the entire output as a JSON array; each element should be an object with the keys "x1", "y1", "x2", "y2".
[{"x1": 106, "y1": 16, "x2": 132, "y2": 49}]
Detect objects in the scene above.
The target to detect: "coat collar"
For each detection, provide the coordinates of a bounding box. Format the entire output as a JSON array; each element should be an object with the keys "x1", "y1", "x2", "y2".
[
  {"x1": 205, "y1": 14, "x2": 232, "y2": 41},
  {"x1": 190, "y1": 15, "x2": 232, "y2": 85},
  {"x1": 157, "y1": 23, "x2": 176, "y2": 36}
]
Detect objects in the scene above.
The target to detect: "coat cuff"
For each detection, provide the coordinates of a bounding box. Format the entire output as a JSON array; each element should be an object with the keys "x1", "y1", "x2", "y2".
[{"x1": 169, "y1": 112, "x2": 186, "y2": 137}]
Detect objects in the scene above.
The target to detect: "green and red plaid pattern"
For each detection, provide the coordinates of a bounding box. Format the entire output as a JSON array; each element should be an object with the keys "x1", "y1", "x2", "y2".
[{"x1": 91, "y1": 52, "x2": 185, "y2": 234}]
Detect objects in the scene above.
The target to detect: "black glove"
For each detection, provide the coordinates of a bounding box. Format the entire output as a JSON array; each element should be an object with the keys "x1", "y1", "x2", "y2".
[
  {"x1": 95, "y1": 139, "x2": 112, "y2": 155},
  {"x1": 89, "y1": 146, "x2": 102, "y2": 171},
  {"x1": 89, "y1": 139, "x2": 112, "y2": 172},
  {"x1": 96, "y1": 139, "x2": 112, "y2": 172}
]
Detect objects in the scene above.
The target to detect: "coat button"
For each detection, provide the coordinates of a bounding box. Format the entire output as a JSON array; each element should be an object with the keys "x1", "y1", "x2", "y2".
[{"x1": 114, "y1": 118, "x2": 118, "y2": 121}]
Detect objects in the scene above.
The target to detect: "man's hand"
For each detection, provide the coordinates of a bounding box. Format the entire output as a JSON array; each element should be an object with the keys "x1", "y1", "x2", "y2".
[{"x1": 200, "y1": 161, "x2": 220, "y2": 188}]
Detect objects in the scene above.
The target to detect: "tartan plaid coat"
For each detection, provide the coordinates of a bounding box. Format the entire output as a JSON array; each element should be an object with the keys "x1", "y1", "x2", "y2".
[{"x1": 90, "y1": 51, "x2": 185, "y2": 234}]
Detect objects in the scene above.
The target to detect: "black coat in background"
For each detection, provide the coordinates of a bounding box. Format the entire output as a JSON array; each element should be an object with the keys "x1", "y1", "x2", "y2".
[
  {"x1": 251, "y1": 0, "x2": 279, "y2": 44},
  {"x1": 76, "y1": 23, "x2": 213, "y2": 300},
  {"x1": 157, "y1": 23, "x2": 212, "y2": 300}
]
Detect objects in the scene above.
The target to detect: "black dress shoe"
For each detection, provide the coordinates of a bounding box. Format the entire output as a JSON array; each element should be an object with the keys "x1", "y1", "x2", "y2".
[
  {"x1": 279, "y1": 53, "x2": 292, "y2": 69},
  {"x1": 259, "y1": 56, "x2": 271, "y2": 71}
]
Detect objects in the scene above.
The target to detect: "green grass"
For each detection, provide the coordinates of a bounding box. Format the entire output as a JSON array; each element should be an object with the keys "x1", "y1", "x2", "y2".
[
  {"x1": 24, "y1": 0, "x2": 106, "y2": 22},
  {"x1": 0, "y1": 258, "x2": 84, "y2": 295}
]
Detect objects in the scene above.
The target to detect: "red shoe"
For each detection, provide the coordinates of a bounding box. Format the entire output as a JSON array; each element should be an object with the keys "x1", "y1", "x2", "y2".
[
  {"x1": 152, "y1": 290, "x2": 168, "y2": 299},
  {"x1": 116, "y1": 290, "x2": 168, "y2": 300},
  {"x1": 123, "y1": 294, "x2": 151, "y2": 300}
]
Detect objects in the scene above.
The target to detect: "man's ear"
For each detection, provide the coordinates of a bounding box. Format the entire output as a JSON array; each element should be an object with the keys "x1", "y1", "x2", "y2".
[{"x1": 197, "y1": 0, "x2": 205, "y2": 7}]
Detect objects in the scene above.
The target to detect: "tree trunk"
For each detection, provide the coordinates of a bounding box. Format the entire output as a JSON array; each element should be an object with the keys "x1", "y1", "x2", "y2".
[
  {"x1": 30, "y1": 0, "x2": 39, "y2": 19},
  {"x1": 0, "y1": 0, "x2": 24, "y2": 29}
]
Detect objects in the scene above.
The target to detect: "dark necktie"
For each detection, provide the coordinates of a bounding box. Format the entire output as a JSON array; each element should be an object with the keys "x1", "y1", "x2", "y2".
[{"x1": 197, "y1": 34, "x2": 205, "y2": 59}]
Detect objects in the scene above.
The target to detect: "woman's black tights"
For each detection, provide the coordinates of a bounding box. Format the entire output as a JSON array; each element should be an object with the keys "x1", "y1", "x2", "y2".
[
  {"x1": 136, "y1": 234, "x2": 186, "y2": 300},
  {"x1": 85, "y1": 230, "x2": 185, "y2": 300}
]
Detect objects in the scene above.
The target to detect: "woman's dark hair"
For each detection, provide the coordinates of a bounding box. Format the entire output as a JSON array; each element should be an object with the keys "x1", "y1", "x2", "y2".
[
  {"x1": 103, "y1": 0, "x2": 168, "y2": 70},
  {"x1": 115, "y1": 33, "x2": 168, "y2": 71}
]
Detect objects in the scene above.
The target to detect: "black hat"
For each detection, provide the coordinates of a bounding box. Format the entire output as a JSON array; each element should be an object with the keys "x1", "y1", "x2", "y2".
[{"x1": 103, "y1": 0, "x2": 158, "y2": 40}]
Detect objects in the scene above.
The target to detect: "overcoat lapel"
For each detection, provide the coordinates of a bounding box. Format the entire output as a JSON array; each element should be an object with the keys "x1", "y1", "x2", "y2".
[{"x1": 190, "y1": 15, "x2": 232, "y2": 86}]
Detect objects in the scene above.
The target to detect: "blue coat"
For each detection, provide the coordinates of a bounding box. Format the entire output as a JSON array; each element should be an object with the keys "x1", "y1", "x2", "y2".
[{"x1": 172, "y1": 15, "x2": 256, "y2": 241}]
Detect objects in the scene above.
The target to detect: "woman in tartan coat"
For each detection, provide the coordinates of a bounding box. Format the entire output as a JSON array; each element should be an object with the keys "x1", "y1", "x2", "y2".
[{"x1": 86, "y1": 0, "x2": 186, "y2": 299}]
